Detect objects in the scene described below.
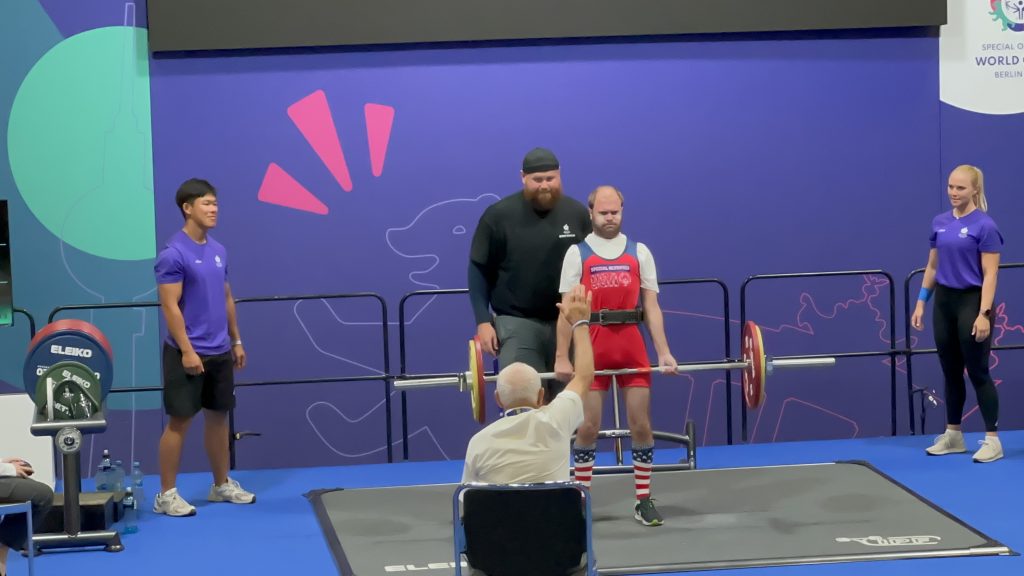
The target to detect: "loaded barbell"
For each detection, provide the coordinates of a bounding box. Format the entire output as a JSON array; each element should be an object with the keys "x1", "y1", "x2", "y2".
[{"x1": 394, "y1": 321, "x2": 836, "y2": 423}]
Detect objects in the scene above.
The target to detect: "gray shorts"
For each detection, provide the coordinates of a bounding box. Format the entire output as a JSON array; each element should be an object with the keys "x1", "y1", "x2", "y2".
[{"x1": 494, "y1": 315, "x2": 565, "y2": 401}]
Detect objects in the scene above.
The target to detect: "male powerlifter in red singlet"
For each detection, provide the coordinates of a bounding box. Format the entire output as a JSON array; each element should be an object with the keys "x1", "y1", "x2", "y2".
[{"x1": 557, "y1": 185, "x2": 678, "y2": 526}]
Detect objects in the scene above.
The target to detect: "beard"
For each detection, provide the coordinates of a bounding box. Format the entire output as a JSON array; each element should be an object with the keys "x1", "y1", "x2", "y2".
[
  {"x1": 594, "y1": 221, "x2": 621, "y2": 239},
  {"x1": 525, "y1": 187, "x2": 561, "y2": 211}
]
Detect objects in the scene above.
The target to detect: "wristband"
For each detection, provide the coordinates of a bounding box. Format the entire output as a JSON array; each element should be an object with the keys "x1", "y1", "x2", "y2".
[
  {"x1": 917, "y1": 287, "x2": 933, "y2": 303},
  {"x1": 571, "y1": 320, "x2": 590, "y2": 331},
  {"x1": 232, "y1": 339, "x2": 243, "y2": 346}
]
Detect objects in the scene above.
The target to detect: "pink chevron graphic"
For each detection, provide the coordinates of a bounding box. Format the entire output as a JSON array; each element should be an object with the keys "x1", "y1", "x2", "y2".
[
  {"x1": 365, "y1": 103, "x2": 395, "y2": 177},
  {"x1": 288, "y1": 90, "x2": 353, "y2": 192},
  {"x1": 257, "y1": 163, "x2": 328, "y2": 215},
  {"x1": 260, "y1": 94, "x2": 396, "y2": 213}
]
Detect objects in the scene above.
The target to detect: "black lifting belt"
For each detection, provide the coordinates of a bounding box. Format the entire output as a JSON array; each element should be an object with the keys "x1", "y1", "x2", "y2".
[{"x1": 590, "y1": 308, "x2": 644, "y2": 325}]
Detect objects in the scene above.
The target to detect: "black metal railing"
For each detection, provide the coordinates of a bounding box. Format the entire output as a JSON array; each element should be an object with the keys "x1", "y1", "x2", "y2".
[
  {"x1": 47, "y1": 291, "x2": 393, "y2": 465},
  {"x1": 903, "y1": 263, "x2": 1024, "y2": 435},
  {"x1": 396, "y1": 278, "x2": 732, "y2": 459},
  {"x1": 14, "y1": 307, "x2": 36, "y2": 339},
  {"x1": 397, "y1": 288, "x2": 484, "y2": 461},
  {"x1": 21, "y1": 261, "x2": 1022, "y2": 467},
  {"x1": 658, "y1": 278, "x2": 732, "y2": 444},
  {"x1": 232, "y1": 293, "x2": 391, "y2": 464},
  {"x1": 740, "y1": 270, "x2": 898, "y2": 443}
]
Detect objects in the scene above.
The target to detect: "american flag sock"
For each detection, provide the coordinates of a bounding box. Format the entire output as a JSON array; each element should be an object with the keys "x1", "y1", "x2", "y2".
[
  {"x1": 632, "y1": 443, "x2": 654, "y2": 500},
  {"x1": 572, "y1": 444, "x2": 597, "y2": 488}
]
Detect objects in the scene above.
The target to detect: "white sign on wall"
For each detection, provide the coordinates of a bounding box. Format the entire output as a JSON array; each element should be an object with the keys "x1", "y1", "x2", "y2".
[{"x1": 940, "y1": 0, "x2": 1024, "y2": 115}]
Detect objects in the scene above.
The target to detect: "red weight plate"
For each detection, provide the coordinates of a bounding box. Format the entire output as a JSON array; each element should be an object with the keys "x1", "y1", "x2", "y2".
[
  {"x1": 742, "y1": 321, "x2": 767, "y2": 409},
  {"x1": 29, "y1": 319, "x2": 113, "y2": 360},
  {"x1": 472, "y1": 336, "x2": 486, "y2": 424}
]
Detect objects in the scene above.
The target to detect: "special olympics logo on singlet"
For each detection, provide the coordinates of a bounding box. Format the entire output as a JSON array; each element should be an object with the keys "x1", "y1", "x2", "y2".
[
  {"x1": 590, "y1": 272, "x2": 633, "y2": 289},
  {"x1": 588, "y1": 264, "x2": 634, "y2": 289}
]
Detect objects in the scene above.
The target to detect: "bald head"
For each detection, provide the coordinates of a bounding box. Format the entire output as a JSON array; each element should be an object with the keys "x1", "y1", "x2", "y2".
[
  {"x1": 495, "y1": 362, "x2": 544, "y2": 410},
  {"x1": 587, "y1": 185, "x2": 623, "y2": 208},
  {"x1": 588, "y1": 185, "x2": 624, "y2": 239}
]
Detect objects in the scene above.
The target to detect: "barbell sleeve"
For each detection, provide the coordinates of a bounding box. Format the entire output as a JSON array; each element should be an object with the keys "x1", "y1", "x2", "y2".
[
  {"x1": 394, "y1": 374, "x2": 466, "y2": 390},
  {"x1": 768, "y1": 357, "x2": 837, "y2": 371}
]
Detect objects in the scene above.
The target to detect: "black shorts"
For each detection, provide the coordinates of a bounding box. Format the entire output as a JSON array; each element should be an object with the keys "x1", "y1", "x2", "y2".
[{"x1": 162, "y1": 343, "x2": 236, "y2": 418}]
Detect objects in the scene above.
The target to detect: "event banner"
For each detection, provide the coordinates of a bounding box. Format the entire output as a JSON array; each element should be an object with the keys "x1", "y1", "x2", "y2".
[{"x1": 941, "y1": 0, "x2": 1024, "y2": 115}]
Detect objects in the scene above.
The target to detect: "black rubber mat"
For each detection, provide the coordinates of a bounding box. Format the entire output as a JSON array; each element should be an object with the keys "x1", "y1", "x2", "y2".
[{"x1": 307, "y1": 461, "x2": 1013, "y2": 575}]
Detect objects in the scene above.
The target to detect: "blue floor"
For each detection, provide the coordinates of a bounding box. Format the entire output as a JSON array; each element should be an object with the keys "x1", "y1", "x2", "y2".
[{"x1": 7, "y1": 432, "x2": 1022, "y2": 576}]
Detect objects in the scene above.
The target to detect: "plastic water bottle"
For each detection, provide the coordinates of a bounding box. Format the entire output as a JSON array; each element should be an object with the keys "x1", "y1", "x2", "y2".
[
  {"x1": 96, "y1": 450, "x2": 114, "y2": 491},
  {"x1": 95, "y1": 464, "x2": 112, "y2": 491},
  {"x1": 130, "y1": 461, "x2": 145, "y2": 510},
  {"x1": 112, "y1": 460, "x2": 126, "y2": 493},
  {"x1": 121, "y1": 487, "x2": 138, "y2": 534}
]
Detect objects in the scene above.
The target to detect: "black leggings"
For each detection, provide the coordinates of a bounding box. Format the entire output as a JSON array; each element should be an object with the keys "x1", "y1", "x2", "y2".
[{"x1": 933, "y1": 285, "x2": 999, "y2": 432}]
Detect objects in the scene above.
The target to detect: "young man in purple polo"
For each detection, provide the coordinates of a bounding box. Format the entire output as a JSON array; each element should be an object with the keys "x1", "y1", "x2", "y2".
[{"x1": 153, "y1": 178, "x2": 254, "y2": 516}]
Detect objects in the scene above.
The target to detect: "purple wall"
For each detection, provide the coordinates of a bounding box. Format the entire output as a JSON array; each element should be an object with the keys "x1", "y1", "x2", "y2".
[
  {"x1": 144, "y1": 28, "x2": 1019, "y2": 471},
  {"x1": 5, "y1": 2, "x2": 1021, "y2": 475}
]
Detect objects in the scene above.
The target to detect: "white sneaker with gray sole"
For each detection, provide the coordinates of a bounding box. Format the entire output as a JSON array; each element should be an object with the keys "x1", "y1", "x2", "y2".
[
  {"x1": 973, "y1": 437, "x2": 1003, "y2": 463},
  {"x1": 153, "y1": 488, "x2": 197, "y2": 517},
  {"x1": 208, "y1": 477, "x2": 256, "y2": 504},
  {"x1": 925, "y1": 429, "x2": 966, "y2": 456}
]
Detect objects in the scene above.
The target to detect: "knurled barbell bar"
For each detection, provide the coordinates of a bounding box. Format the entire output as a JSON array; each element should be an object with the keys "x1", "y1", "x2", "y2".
[{"x1": 393, "y1": 321, "x2": 836, "y2": 423}]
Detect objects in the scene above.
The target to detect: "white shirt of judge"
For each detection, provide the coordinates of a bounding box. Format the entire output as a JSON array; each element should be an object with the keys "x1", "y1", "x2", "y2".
[{"x1": 461, "y1": 391, "x2": 583, "y2": 484}]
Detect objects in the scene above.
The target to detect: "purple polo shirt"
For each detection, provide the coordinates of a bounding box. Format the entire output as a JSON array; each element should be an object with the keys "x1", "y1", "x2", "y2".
[
  {"x1": 929, "y1": 210, "x2": 1003, "y2": 290},
  {"x1": 154, "y1": 230, "x2": 231, "y2": 355}
]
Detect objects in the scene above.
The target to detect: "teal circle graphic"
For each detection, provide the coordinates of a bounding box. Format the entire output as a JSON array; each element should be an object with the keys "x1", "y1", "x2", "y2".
[{"x1": 8, "y1": 26, "x2": 155, "y2": 261}]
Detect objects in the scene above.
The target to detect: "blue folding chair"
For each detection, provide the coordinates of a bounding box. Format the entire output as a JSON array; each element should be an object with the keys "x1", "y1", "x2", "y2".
[
  {"x1": 453, "y1": 481, "x2": 596, "y2": 576},
  {"x1": 0, "y1": 500, "x2": 36, "y2": 576}
]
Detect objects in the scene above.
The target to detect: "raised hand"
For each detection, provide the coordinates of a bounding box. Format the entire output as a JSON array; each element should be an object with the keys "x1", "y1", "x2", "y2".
[{"x1": 557, "y1": 284, "x2": 592, "y2": 326}]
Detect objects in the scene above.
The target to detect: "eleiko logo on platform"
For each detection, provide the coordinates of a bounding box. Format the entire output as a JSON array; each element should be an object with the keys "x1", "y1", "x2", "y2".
[
  {"x1": 835, "y1": 535, "x2": 942, "y2": 547},
  {"x1": 257, "y1": 90, "x2": 395, "y2": 215},
  {"x1": 384, "y1": 561, "x2": 468, "y2": 572}
]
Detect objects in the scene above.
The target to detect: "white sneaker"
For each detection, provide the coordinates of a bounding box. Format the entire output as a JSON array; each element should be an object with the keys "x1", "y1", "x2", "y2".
[
  {"x1": 973, "y1": 437, "x2": 1003, "y2": 463},
  {"x1": 208, "y1": 477, "x2": 256, "y2": 504},
  {"x1": 925, "y1": 429, "x2": 966, "y2": 455},
  {"x1": 153, "y1": 488, "x2": 197, "y2": 517}
]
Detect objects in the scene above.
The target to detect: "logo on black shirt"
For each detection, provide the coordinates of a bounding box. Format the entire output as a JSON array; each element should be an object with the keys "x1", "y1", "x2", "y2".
[{"x1": 559, "y1": 224, "x2": 576, "y2": 239}]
